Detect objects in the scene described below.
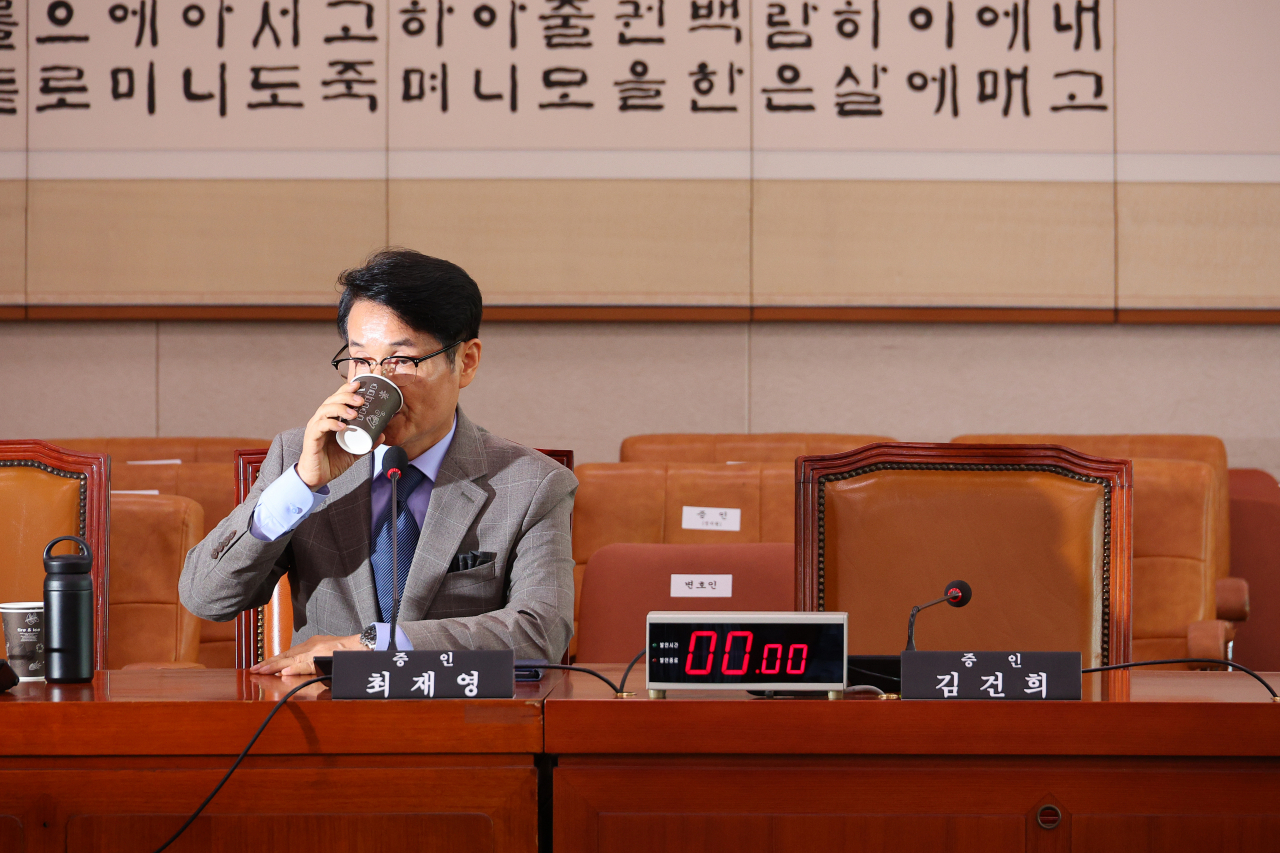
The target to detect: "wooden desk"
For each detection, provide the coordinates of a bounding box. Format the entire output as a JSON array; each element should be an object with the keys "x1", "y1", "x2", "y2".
[
  {"x1": 0, "y1": 668, "x2": 557, "y2": 853},
  {"x1": 545, "y1": 667, "x2": 1280, "y2": 853}
]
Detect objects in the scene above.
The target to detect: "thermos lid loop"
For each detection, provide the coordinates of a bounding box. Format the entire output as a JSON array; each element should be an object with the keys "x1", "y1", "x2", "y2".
[{"x1": 43, "y1": 535, "x2": 93, "y2": 574}]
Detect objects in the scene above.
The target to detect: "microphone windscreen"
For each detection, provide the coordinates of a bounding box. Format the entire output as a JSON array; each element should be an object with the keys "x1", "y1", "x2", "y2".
[
  {"x1": 382, "y1": 445, "x2": 410, "y2": 478},
  {"x1": 944, "y1": 579, "x2": 973, "y2": 607}
]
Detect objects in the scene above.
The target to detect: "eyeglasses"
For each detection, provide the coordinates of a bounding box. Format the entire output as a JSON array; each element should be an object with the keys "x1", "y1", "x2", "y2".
[{"x1": 331, "y1": 341, "x2": 461, "y2": 385}]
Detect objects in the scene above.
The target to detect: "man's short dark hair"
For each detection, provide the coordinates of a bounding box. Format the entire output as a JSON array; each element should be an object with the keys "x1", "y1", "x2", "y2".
[{"x1": 336, "y1": 249, "x2": 483, "y2": 359}]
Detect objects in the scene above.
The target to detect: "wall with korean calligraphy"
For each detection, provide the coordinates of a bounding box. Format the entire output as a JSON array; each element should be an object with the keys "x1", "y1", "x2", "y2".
[{"x1": 0, "y1": 0, "x2": 1277, "y2": 313}]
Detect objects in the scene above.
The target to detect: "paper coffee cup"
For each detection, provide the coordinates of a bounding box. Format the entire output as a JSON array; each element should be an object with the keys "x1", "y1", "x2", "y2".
[
  {"x1": 336, "y1": 373, "x2": 404, "y2": 456},
  {"x1": 0, "y1": 602, "x2": 46, "y2": 681}
]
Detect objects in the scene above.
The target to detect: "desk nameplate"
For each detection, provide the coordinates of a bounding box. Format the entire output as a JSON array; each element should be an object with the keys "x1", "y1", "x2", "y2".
[
  {"x1": 331, "y1": 649, "x2": 515, "y2": 699},
  {"x1": 901, "y1": 651, "x2": 1082, "y2": 700}
]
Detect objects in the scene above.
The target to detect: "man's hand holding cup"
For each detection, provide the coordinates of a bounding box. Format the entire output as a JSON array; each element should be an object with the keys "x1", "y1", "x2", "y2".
[{"x1": 298, "y1": 375, "x2": 403, "y2": 490}]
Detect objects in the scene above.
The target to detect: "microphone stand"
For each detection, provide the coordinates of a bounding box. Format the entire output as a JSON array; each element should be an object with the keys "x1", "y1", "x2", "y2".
[
  {"x1": 388, "y1": 466, "x2": 401, "y2": 652},
  {"x1": 904, "y1": 595, "x2": 953, "y2": 652}
]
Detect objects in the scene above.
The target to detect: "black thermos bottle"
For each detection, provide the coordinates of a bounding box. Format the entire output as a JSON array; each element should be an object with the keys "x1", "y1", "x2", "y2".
[{"x1": 43, "y1": 535, "x2": 94, "y2": 684}]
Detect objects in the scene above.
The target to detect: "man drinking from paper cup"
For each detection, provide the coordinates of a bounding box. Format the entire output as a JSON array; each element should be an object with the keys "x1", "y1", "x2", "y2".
[{"x1": 180, "y1": 249, "x2": 577, "y2": 673}]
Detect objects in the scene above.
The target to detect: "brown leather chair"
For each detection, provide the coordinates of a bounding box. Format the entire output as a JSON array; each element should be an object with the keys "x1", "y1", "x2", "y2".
[
  {"x1": 621, "y1": 433, "x2": 895, "y2": 463},
  {"x1": 1128, "y1": 458, "x2": 1232, "y2": 669},
  {"x1": 571, "y1": 461, "x2": 794, "y2": 657},
  {"x1": 797, "y1": 443, "x2": 1133, "y2": 699},
  {"x1": 110, "y1": 461, "x2": 243, "y2": 668},
  {"x1": 233, "y1": 447, "x2": 576, "y2": 667},
  {"x1": 575, "y1": 543, "x2": 795, "y2": 664},
  {"x1": 1227, "y1": 469, "x2": 1280, "y2": 671},
  {"x1": 107, "y1": 493, "x2": 204, "y2": 668},
  {"x1": 0, "y1": 441, "x2": 110, "y2": 670}
]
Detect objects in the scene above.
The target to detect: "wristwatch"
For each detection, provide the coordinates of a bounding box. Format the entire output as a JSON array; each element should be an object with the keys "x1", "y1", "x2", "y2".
[{"x1": 359, "y1": 624, "x2": 378, "y2": 649}]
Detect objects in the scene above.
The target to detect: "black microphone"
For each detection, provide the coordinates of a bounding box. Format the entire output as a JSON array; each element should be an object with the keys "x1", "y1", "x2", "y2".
[
  {"x1": 904, "y1": 580, "x2": 972, "y2": 652},
  {"x1": 381, "y1": 446, "x2": 410, "y2": 652}
]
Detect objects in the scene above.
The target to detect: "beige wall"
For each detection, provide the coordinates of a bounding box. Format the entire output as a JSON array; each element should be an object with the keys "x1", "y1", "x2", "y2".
[{"x1": 6, "y1": 320, "x2": 1280, "y2": 477}]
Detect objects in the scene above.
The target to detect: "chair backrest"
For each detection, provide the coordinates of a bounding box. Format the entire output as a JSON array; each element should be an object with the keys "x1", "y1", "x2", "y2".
[
  {"x1": 110, "y1": 462, "x2": 236, "y2": 537},
  {"x1": 53, "y1": 437, "x2": 269, "y2": 464},
  {"x1": 954, "y1": 434, "x2": 1229, "y2": 580},
  {"x1": 232, "y1": 449, "x2": 273, "y2": 668},
  {"x1": 621, "y1": 433, "x2": 895, "y2": 463},
  {"x1": 797, "y1": 443, "x2": 1132, "y2": 699},
  {"x1": 1129, "y1": 458, "x2": 1217, "y2": 666},
  {"x1": 1228, "y1": 469, "x2": 1280, "y2": 671},
  {"x1": 574, "y1": 462, "x2": 795, "y2": 558},
  {"x1": 107, "y1": 493, "x2": 204, "y2": 668},
  {"x1": 233, "y1": 446, "x2": 575, "y2": 666},
  {"x1": 571, "y1": 461, "x2": 795, "y2": 657},
  {"x1": 109, "y1": 461, "x2": 241, "y2": 667},
  {"x1": 575, "y1": 543, "x2": 795, "y2": 663},
  {"x1": 0, "y1": 440, "x2": 110, "y2": 670}
]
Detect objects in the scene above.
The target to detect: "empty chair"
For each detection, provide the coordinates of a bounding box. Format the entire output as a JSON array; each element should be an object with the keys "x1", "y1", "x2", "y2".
[
  {"x1": 0, "y1": 440, "x2": 110, "y2": 670},
  {"x1": 797, "y1": 442, "x2": 1133, "y2": 698},
  {"x1": 571, "y1": 461, "x2": 794, "y2": 655},
  {"x1": 1129, "y1": 458, "x2": 1232, "y2": 669},
  {"x1": 621, "y1": 433, "x2": 894, "y2": 463},
  {"x1": 575, "y1": 542, "x2": 795, "y2": 664},
  {"x1": 107, "y1": 493, "x2": 204, "y2": 668}
]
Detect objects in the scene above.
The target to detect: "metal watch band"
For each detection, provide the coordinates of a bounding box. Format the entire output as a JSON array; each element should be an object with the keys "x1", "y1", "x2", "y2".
[{"x1": 359, "y1": 624, "x2": 377, "y2": 649}]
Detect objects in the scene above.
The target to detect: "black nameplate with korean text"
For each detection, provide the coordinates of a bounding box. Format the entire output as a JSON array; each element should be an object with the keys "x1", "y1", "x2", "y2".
[
  {"x1": 900, "y1": 651, "x2": 1082, "y2": 700},
  {"x1": 330, "y1": 649, "x2": 515, "y2": 699}
]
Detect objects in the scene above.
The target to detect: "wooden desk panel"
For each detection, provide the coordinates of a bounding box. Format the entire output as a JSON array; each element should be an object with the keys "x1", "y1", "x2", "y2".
[
  {"x1": 0, "y1": 669, "x2": 547, "y2": 755},
  {"x1": 547, "y1": 668, "x2": 1280, "y2": 853},
  {"x1": 0, "y1": 669, "x2": 555, "y2": 853}
]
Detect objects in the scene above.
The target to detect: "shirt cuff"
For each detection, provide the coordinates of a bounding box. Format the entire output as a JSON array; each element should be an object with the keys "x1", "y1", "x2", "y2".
[
  {"x1": 249, "y1": 464, "x2": 331, "y2": 542},
  {"x1": 373, "y1": 623, "x2": 414, "y2": 651}
]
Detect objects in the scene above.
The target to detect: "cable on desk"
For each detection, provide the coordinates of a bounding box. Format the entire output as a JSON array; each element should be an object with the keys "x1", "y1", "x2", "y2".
[
  {"x1": 537, "y1": 664, "x2": 621, "y2": 695},
  {"x1": 617, "y1": 649, "x2": 646, "y2": 695},
  {"x1": 151, "y1": 675, "x2": 332, "y2": 853},
  {"x1": 849, "y1": 665, "x2": 900, "y2": 683},
  {"x1": 1082, "y1": 659, "x2": 1279, "y2": 701}
]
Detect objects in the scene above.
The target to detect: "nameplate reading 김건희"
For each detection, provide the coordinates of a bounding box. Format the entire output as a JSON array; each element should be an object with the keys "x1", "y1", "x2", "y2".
[
  {"x1": 330, "y1": 649, "x2": 515, "y2": 699},
  {"x1": 900, "y1": 651, "x2": 1082, "y2": 700}
]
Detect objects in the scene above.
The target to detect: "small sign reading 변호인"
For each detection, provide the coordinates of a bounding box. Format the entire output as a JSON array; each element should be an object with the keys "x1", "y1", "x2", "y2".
[
  {"x1": 681, "y1": 506, "x2": 742, "y2": 531},
  {"x1": 670, "y1": 575, "x2": 733, "y2": 598}
]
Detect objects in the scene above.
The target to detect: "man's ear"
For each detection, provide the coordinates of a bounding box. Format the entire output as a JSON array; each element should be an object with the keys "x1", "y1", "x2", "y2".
[{"x1": 457, "y1": 339, "x2": 482, "y2": 389}]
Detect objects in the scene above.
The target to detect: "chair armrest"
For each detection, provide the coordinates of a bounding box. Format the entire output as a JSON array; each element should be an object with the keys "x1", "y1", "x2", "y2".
[
  {"x1": 1186, "y1": 620, "x2": 1235, "y2": 668},
  {"x1": 1216, "y1": 577, "x2": 1250, "y2": 622}
]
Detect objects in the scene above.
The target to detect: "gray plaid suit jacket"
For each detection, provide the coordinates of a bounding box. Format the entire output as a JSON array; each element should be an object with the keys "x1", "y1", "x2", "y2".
[{"x1": 179, "y1": 408, "x2": 577, "y2": 662}]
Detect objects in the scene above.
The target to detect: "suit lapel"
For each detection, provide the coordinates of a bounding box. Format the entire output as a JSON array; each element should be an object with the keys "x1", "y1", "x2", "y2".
[
  {"x1": 324, "y1": 452, "x2": 380, "y2": 626},
  {"x1": 400, "y1": 408, "x2": 488, "y2": 619}
]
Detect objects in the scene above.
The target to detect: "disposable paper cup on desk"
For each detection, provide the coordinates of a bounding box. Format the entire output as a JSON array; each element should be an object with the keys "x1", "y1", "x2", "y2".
[
  {"x1": 335, "y1": 374, "x2": 404, "y2": 456},
  {"x1": 0, "y1": 602, "x2": 46, "y2": 681}
]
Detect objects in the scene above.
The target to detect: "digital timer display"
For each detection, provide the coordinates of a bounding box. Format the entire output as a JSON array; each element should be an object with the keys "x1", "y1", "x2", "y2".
[{"x1": 646, "y1": 612, "x2": 847, "y2": 690}]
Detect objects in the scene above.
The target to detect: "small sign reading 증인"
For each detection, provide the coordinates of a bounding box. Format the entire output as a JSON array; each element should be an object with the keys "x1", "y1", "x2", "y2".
[
  {"x1": 681, "y1": 506, "x2": 742, "y2": 532},
  {"x1": 669, "y1": 574, "x2": 733, "y2": 598}
]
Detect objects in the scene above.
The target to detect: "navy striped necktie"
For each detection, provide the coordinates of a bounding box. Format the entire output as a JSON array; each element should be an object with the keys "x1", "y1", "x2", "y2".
[{"x1": 371, "y1": 465, "x2": 428, "y2": 622}]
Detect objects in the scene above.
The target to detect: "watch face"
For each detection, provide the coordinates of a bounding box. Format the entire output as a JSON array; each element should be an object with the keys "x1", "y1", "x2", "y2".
[{"x1": 647, "y1": 618, "x2": 846, "y2": 688}]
